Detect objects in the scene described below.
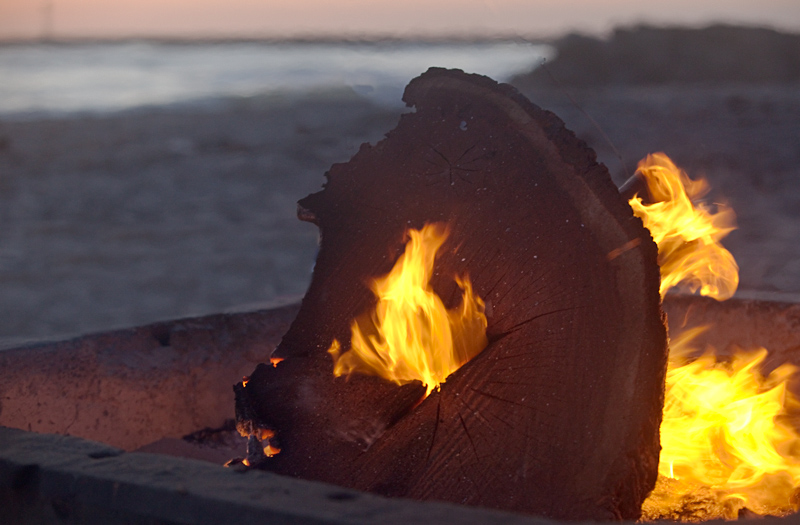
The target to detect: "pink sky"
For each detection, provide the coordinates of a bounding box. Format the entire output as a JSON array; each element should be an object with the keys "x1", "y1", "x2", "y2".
[{"x1": 1, "y1": 0, "x2": 799, "y2": 40}]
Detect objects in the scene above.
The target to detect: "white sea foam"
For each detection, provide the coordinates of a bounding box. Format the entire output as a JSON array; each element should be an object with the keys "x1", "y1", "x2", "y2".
[{"x1": 0, "y1": 41, "x2": 552, "y2": 118}]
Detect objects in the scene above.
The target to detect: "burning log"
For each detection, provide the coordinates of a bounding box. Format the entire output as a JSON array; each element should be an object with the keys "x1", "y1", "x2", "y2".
[{"x1": 235, "y1": 68, "x2": 668, "y2": 520}]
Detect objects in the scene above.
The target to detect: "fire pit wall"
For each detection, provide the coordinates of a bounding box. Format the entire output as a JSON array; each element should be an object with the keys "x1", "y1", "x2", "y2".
[
  {"x1": 1, "y1": 293, "x2": 800, "y2": 522},
  {"x1": 0, "y1": 304, "x2": 299, "y2": 451},
  {"x1": 661, "y1": 293, "x2": 800, "y2": 382},
  {"x1": 3, "y1": 295, "x2": 799, "y2": 451}
]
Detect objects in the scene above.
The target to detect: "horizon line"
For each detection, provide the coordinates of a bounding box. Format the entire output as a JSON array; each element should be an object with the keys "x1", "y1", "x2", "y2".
[{"x1": 2, "y1": 21, "x2": 796, "y2": 46}]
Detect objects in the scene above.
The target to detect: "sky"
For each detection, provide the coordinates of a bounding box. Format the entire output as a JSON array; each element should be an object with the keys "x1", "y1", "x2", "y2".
[{"x1": 1, "y1": 0, "x2": 800, "y2": 40}]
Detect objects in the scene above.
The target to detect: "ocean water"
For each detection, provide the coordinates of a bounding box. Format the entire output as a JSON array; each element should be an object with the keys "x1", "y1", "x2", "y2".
[{"x1": 0, "y1": 40, "x2": 552, "y2": 118}]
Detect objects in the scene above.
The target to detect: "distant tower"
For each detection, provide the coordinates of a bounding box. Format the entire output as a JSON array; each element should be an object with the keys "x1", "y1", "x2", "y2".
[{"x1": 42, "y1": 0, "x2": 54, "y2": 41}]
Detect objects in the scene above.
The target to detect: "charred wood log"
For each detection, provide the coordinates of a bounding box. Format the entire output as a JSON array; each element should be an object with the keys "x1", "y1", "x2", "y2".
[{"x1": 236, "y1": 68, "x2": 668, "y2": 521}]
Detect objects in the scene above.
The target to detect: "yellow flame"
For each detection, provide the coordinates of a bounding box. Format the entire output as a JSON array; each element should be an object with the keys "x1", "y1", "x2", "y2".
[
  {"x1": 632, "y1": 153, "x2": 800, "y2": 519},
  {"x1": 628, "y1": 152, "x2": 738, "y2": 300},
  {"x1": 643, "y1": 328, "x2": 800, "y2": 519},
  {"x1": 328, "y1": 223, "x2": 487, "y2": 396}
]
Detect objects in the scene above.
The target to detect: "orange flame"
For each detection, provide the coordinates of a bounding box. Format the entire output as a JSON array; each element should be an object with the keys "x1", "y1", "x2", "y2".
[
  {"x1": 263, "y1": 444, "x2": 281, "y2": 457},
  {"x1": 328, "y1": 223, "x2": 487, "y2": 396},
  {"x1": 628, "y1": 152, "x2": 738, "y2": 300},
  {"x1": 633, "y1": 154, "x2": 800, "y2": 519}
]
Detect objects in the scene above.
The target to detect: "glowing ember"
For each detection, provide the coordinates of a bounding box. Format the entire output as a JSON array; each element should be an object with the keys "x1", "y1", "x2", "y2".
[
  {"x1": 328, "y1": 223, "x2": 487, "y2": 396},
  {"x1": 634, "y1": 153, "x2": 800, "y2": 519},
  {"x1": 628, "y1": 152, "x2": 739, "y2": 300},
  {"x1": 263, "y1": 444, "x2": 281, "y2": 457}
]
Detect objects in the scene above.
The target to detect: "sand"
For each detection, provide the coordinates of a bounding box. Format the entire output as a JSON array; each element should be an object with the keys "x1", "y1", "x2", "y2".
[
  {"x1": 1, "y1": 78, "x2": 799, "y2": 347},
  {"x1": 0, "y1": 89, "x2": 401, "y2": 346}
]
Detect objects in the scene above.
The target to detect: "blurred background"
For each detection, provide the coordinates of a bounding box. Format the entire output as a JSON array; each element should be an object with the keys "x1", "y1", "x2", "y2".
[
  {"x1": 1, "y1": 0, "x2": 799, "y2": 347},
  {"x1": 2, "y1": 0, "x2": 799, "y2": 40}
]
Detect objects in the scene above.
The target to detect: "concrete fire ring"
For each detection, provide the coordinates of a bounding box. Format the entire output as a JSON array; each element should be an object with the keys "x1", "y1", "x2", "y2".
[{"x1": 2, "y1": 293, "x2": 800, "y2": 523}]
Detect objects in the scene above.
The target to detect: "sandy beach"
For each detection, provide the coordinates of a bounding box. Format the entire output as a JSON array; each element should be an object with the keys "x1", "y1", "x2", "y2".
[
  {"x1": 0, "y1": 89, "x2": 401, "y2": 346},
  {"x1": 2, "y1": 31, "x2": 799, "y2": 347}
]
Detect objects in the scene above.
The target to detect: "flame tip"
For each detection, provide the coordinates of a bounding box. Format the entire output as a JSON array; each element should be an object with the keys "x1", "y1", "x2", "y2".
[{"x1": 629, "y1": 153, "x2": 738, "y2": 301}]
